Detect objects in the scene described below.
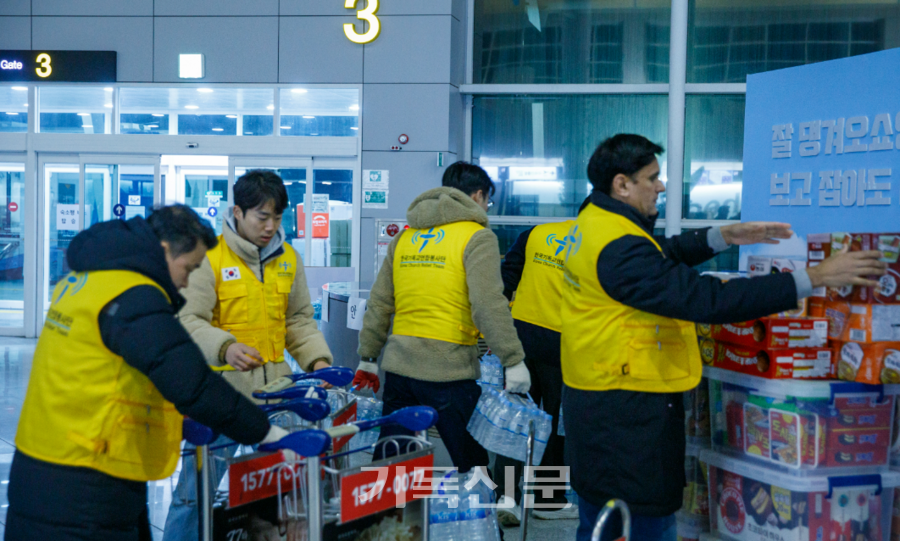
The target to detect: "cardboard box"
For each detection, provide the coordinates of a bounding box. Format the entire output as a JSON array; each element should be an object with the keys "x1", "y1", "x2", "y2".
[
  {"x1": 837, "y1": 341, "x2": 900, "y2": 383},
  {"x1": 702, "y1": 340, "x2": 834, "y2": 379},
  {"x1": 711, "y1": 317, "x2": 828, "y2": 349},
  {"x1": 825, "y1": 301, "x2": 900, "y2": 343}
]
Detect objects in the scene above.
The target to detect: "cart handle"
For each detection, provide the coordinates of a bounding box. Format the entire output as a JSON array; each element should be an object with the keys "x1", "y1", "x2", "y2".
[
  {"x1": 590, "y1": 499, "x2": 631, "y2": 541},
  {"x1": 259, "y1": 397, "x2": 331, "y2": 422},
  {"x1": 253, "y1": 385, "x2": 328, "y2": 402},
  {"x1": 182, "y1": 418, "x2": 218, "y2": 446},
  {"x1": 258, "y1": 428, "x2": 332, "y2": 457}
]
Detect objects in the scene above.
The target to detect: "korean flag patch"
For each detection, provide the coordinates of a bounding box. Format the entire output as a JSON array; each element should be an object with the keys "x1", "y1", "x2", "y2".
[{"x1": 222, "y1": 267, "x2": 241, "y2": 282}]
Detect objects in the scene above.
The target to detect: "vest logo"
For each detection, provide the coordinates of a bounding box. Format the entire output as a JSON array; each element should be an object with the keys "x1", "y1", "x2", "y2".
[
  {"x1": 55, "y1": 273, "x2": 89, "y2": 303},
  {"x1": 411, "y1": 227, "x2": 444, "y2": 253},
  {"x1": 222, "y1": 267, "x2": 241, "y2": 282},
  {"x1": 546, "y1": 233, "x2": 569, "y2": 256},
  {"x1": 279, "y1": 261, "x2": 292, "y2": 272},
  {"x1": 562, "y1": 225, "x2": 582, "y2": 262}
]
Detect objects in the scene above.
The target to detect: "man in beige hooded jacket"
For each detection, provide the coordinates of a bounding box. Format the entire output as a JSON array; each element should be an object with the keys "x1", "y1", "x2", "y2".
[
  {"x1": 164, "y1": 170, "x2": 332, "y2": 541},
  {"x1": 353, "y1": 161, "x2": 528, "y2": 473}
]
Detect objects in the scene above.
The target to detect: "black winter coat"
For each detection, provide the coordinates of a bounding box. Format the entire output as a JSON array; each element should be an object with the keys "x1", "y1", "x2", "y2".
[
  {"x1": 6, "y1": 216, "x2": 269, "y2": 541},
  {"x1": 564, "y1": 191, "x2": 800, "y2": 516}
]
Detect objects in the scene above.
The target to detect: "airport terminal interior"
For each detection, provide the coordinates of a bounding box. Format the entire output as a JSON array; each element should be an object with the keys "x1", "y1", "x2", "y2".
[{"x1": 2, "y1": 0, "x2": 900, "y2": 540}]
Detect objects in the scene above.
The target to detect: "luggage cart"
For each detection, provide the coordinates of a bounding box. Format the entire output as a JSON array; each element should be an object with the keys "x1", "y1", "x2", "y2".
[{"x1": 185, "y1": 405, "x2": 438, "y2": 541}]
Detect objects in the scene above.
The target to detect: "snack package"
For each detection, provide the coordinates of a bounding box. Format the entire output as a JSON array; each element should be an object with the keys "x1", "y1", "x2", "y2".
[
  {"x1": 711, "y1": 317, "x2": 828, "y2": 349},
  {"x1": 876, "y1": 233, "x2": 900, "y2": 305},
  {"x1": 703, "y1": 340, "x2": 834, "y2": 380},
  {"x1": 807, "y1": 233, "x2": 832, "y2": 318},
  {"x1": 825, "y1": 301, "x2": 900, "y2": 343},
  {"x1": 747, "y1": 256, "x2": 807, "y2": 317},
  {"x1": 837, "y1": 341, "x2": 900, "y2": 384}
]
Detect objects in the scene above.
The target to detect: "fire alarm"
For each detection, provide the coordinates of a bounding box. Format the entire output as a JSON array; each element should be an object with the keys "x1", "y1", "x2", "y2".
[{"x1": 398, "y1": 134, "x2": 409, "y2": 144}]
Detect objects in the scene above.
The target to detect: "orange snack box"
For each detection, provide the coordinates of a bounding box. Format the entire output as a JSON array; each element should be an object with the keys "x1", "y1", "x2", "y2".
[
  {"x1": 824, "y1": 300, "x2": 900, "y2": 344},
  {"x1": 700, "y1": 338, "x2": 834, "y2": 380},
  {"x1": 837, "y1": 341, "x2": 900, "y2": 383},
  {"x1": 710, "y1": 317, "x2": 828, "y2": 349},
  {"x1": 806, "y1": 233, "x2": 832, "y2": 317}
]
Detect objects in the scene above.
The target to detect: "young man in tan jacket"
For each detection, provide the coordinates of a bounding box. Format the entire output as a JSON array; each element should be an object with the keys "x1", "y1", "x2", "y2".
[
  {"x1": 163, "y1": 170, "x2": 333, "y2": 541},
  {"x1": 353, "y1": 162, "x2": 529, "y2": 474}
]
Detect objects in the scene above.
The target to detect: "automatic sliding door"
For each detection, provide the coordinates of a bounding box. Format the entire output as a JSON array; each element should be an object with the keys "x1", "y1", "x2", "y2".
[{"x1": 42, "y1": 162, "x2": 79, "y2": 314}]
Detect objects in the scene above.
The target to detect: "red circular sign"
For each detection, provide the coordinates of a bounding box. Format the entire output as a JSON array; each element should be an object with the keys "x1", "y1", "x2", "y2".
[
  {"x1": 386, "y1": 224, "x2": 400, "y2": 237},
  {"x1": 7, "y1": 202, "x2": 17, "y2": 212}
]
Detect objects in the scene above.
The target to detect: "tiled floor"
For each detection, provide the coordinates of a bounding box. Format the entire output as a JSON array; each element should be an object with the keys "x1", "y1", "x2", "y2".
[{"x1": 0, "y1": 337, "x2": 578, "y2": 540}]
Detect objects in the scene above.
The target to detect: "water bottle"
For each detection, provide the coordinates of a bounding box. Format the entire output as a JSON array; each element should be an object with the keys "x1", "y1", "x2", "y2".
[
  {"x1": 557, "y1": 403, "x2": 566, "y2": 437},
  {"x1": 430, "y1": 472, "x2": 461, "y2": 540},
  {"x1": 459, "y1": 472, "x2": 500, "y2": 541},
  {"x1": 470, "y1": 474, "x2": 502, "y2": 541}
]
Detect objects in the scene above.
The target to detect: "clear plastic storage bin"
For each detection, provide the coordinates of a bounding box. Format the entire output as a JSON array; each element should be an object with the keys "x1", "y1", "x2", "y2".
[
  {"x1": 703, "y1": 448, "x2": 900, "y2": 541},
  {"x1": 707, "y1": 367, "x2": 899, "y2": 474}
]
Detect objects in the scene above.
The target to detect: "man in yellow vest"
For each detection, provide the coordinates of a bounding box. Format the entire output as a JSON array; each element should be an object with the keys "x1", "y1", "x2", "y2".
[
  {"x1": 164, "y1": 170, "x2": 333, "y2": 541},
  {"x1": 562, "y1": 134, "x2": 887, "y2": 541},
  {"x1": 8, "y1": 206, "x2": 291, "y2": 541},
  {"x1": 491, "y1": 197, "x2": 590, "y2": 526},
  {"x1": 353, "y1": 161, "x2": 529, "y2": 473}
]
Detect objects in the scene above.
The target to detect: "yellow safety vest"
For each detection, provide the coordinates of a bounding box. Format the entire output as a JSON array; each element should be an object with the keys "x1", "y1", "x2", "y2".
[
  {"x1": 392, "y1": 221, "x2": 484, "y2": 345},
  {"x1": 511, "y1": 221, "x2": 574, "y2": 333},
  {"x1": 207, "y1": 237, "x2": 298, "y2": 364},
  {"x1": 17, "y1": 270, "x2": 182, "y2": 482},
  {"x1": 560, "y1": 203, "x2": 701, "y2": 393}
]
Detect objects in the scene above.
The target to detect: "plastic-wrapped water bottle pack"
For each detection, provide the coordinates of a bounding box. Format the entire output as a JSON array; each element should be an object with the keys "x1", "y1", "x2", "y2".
[
  {"x1": 350, "y1": 395, "x2": 383, "y2": 449},
  {"x1": 477, "y1": 354, "x2": 504, "y2": 391},
  {"x1": 467, "y1": 387, "x2": 552, "y2": 464},
  {"x1": 429, "y1": 471, "x2": 502, "y2": 541}
]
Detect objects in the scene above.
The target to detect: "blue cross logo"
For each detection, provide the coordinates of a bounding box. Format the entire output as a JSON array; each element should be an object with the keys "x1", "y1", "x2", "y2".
[
  {"x1": 546, "y1": 234, "x2": 568, "y2": 256},
  {"x1": 279, "y1": 261, "x2": 291, "y2": 272},
  {"x1": 563, "y1": 226, "x2": 582, "y2": 262},
  {"x1": 411, "y1": 228, "x2": 445, "y2": 253}
]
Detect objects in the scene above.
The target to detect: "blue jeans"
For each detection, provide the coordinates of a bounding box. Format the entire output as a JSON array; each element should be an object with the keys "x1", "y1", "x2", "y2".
[
  {"x1": 162, "y1": 435, "x2": 239, "y2": 541},
  {"x1": 576, "y1": 495, "x2": 676, "y2": 541}
]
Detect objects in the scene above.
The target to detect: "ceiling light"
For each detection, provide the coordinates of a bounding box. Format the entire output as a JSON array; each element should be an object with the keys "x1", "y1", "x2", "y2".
[
  {"x1": 197, "y1": 88, "x2": 213, "y2": 93},
  {"x1": 226, "y1": 114, "x2": 238, "y2": 119},
  {"x1": 280, "y1": 126, "x2": 292, "y2": 129},
  {"x1": 244, "y1": 131, "x2": 253, "y2": 134},
  {"x1": 152, "y1": 113, "x2": 165, "y2": 117},
  {"x1": 212, "y1": 128, "x2": 223, "y2": 131},
  {"x1": 78, "y1": 113, "x2": 91, "y2": 116},
  {"x1": 266, "y1": 105, "x2": 274, "y2": 110},
  {"x1": 349, "y1": 105, "x2": 360, "y2": 111},
  {"x1": 23, "y1": 103, "x2": 28, "y2": 107},
  {"x1": 5, "y1": 112, "x2": 17, "y2": 116},
  {"x1": 147, "y1": 124, "x2": 158, "y2": 128},
  {"x1": 104, "y1": 87, "x2": 114, "y2": 92},
  {"x1": 291, "y1": 88, "x2": 308, "y2": 94},
  {"x1": 82, "y1": 125, "x2": 93, "y2": 128},
  {"x1": 185, "y1": 105, "x2": 199, "y2": 109},
  {"x1": 322, "y1": 181, "x2": 332, "y2": 185},
  {"x1": 104, "y1": 103, "x2": 112, "y2": 108},
  {"x1": 303, "y1": 115, "x2": 315, "y2": 119},
  {"x1": 11, "y1": 86, "x2": 27, "y2": 91},
  {"x1": 351, "y1": 127, "x2": 359, "y2": 130}
]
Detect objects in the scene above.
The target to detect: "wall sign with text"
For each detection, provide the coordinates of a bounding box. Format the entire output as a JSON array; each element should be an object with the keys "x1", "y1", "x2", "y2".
[
  {"x1": 741, "y1": 48, "x2": 900, "y2": 267},
  {"x1": 0, "y1": 50, "x2": 116, "y2": 82}
]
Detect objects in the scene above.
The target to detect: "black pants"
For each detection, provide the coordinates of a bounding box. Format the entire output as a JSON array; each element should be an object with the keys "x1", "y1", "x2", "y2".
[
  {"x1": 5, "y1": 451, "x2": 152, "y2": 541},
  {"x1": 373, "y1": 372, "x2": 488, "y2": 473},
  {"x1": 493, "y1": 320, "x2": 568, "y2": 507}
]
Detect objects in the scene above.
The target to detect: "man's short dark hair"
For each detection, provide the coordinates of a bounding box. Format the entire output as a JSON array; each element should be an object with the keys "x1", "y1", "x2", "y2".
[
  {"x1": 442, "y1": 161, "x2": 495, "y2": 198},
  {"x1": 587, "y1": 134, "x2": 664, "y2": 195},
  {"x1": 234, "y1": 169, "x2": 289, "y2": 214},
  {"x1": 147, "y1": 204, "x2": 218, "y2": 257}
]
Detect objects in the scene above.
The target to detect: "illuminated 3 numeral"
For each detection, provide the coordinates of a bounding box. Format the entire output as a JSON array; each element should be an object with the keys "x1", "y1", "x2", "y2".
[
  {"x1": 35, "y1": 53, "x2": 52, "y2": 78},
  {"x1": 344, "y1": 0, "x2": 380, "y2": 44}
]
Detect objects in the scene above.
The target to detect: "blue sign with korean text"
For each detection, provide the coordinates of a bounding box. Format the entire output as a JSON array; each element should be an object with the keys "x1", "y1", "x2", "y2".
[{"x1": 741, "y1": 48, "x2": 900, "y2": 267}]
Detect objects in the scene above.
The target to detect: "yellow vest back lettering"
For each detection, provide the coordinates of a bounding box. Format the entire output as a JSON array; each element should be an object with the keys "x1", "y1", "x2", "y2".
[
  {"x1": 207, "y1": 237, "x2": 298, "y2": 364},
  {"x1": 392, "y1": 221, "x2": 484, "y2": 345},
  {"x1": 511, "y1": 221, "x2": 573, "y2": 333},
  {"x1": 560, "y1": 204, "x2": 701, "y2": 393},
  {"x1": 17, "y1": 270, "x2": 182, "y2": 482}
]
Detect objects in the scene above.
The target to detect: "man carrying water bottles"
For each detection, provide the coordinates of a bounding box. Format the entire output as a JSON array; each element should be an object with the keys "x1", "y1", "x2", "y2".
[
  {"x1": 490, "y1": 197, "x2": 591, "y2": 526},
  {"x1": 164, "y1": 170, "x2": 334, "y2": 541},
  {"x1": 353, "y1": 161, "x2": 530, "y2": 474},
  {"x1": 561, "y1": 134, "x2": 888, "y2": 541}
]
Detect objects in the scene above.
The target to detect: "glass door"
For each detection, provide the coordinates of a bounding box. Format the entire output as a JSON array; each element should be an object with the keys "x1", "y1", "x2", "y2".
[
  {"x1": 38, "y1": 155, "x2": 161, "y2": 327},
  {"x1": 229, "y1": 158, "x2": 313, "y2": 263},
  {"x1": 311, "y1": 160, "x2": 356, "y2": 268},
  {"x1": 0, "y1": 161, "x2": 25, "y2": 329}
]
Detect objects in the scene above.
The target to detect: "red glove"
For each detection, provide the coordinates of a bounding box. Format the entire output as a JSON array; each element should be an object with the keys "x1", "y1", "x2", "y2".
[{"x1": 353, "y1": 360, "x2": 380, "y2": 392}]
